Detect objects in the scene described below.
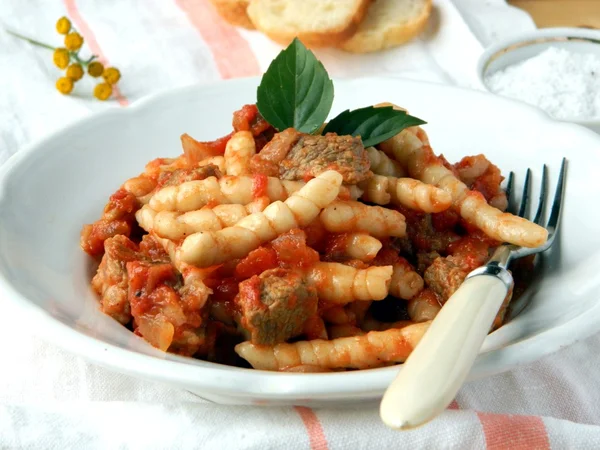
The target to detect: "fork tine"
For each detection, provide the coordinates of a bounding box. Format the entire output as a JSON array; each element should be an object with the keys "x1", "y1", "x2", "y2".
[
  {"x1": 505, "y1": 172, "x2": 515, "y2": 214},
  {"x1": 533, "y1": 165, "x2": 548, "y2": 225},
  {"x1": 517, "y1": 168, "x2": 531, "y2": 218},
  {"x1": 546, "y1": 158, "x2": 567, "y2": 235}
]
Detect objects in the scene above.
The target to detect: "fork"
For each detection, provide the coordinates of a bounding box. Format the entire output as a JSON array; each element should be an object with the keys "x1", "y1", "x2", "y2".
[{"x1": 379, "y1": 158, "x2": 567, "y2": 430}]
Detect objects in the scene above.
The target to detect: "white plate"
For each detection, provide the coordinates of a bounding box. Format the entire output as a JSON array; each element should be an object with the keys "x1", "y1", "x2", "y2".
[{"x1": 0, "y1": 77, "x2": 599, "y2": 406}]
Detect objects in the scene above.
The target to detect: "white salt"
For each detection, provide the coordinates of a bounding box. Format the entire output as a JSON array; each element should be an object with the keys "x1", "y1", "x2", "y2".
[{"x1": 484, "y1": 46, "x2": 600, "y2": 120}]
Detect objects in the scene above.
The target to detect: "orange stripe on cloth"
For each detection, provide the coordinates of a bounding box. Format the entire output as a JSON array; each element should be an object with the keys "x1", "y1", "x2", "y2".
[
  {"x1": 175, "y1": 0, "x2": 261, "y2": 79},
  {"x1": 477, "y1": 413, "x2": 550, "y2": 450},
  {"x1": 63, "y1": 0, "x2": 129, "y2": 106},
  {"x1": 448, "y1": 400, "x2": 460, "y2": 410},
  {"x1": 294, "y1": 406, "x2": 329, "y2": 450}
]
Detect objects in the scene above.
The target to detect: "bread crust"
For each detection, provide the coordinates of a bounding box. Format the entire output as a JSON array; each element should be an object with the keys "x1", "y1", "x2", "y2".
[
  {"x1": 339, "y1": 0, "x2": 433, "y2": 53},
  {"x1": 209, "y1": 0, "x2": 255, "y2": 30},
  {"x1": 248, "y1": 0, "x2": 373, "y2": 48}
]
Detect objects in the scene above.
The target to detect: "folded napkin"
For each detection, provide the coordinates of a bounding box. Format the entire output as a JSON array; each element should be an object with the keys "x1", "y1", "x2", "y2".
[{"x1": 1, "y1": 0, "x2": 600, "y2": 448}]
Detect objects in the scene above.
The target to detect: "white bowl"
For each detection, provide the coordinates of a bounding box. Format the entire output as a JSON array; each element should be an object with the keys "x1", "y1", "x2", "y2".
[
  {"x1": 476, "y1": 27, "x2": 600, "y2": 134},
  {"x1": 1, "y1": 77, "x2": 600, "y2": 406}
]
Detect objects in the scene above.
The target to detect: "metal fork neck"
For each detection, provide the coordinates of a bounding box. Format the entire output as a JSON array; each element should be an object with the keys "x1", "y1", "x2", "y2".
[
  {"x1": 464, "y1": 245, "x2": 514, "y2": 290},
  {"x1": 487, "y1": 245, "x2": 513, "y2": 269}
]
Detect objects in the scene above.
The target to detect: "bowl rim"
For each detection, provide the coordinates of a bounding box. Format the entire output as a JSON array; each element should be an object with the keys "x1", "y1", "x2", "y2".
[
  {"x1": 476, "y1": 27, "x2": 600, "y2": 126},
  {"x1": 2, "y1": 76, "x2": 600, "y2": 400}
]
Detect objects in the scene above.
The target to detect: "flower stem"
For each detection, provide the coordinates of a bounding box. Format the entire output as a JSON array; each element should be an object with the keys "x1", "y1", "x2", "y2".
[
  {"x1": 73, "y1": 52, "x2": 97, "y2": 66},
  {"x1": 5, "y1": 28, "x2": 55, "y2": 51}
]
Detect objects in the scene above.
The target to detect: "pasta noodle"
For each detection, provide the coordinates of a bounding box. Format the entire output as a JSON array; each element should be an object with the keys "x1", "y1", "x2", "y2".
[
  {"x1": 307, "y1": 262, "x2": 393, "y2": 304},
  {"x1": 360, "y1": 175, "x2": 452, "y2": 213},
  {"x1": 320, "y1": 201, "x2": 406, "y2": 238},
  {"x1": 149, "y1": 176, "x2": 304, "y2": 212},
  {"x1": 408, "y1": 289, "x2": 442, "y2": 322},
  {"x1": 149, "y1": 175, "x2": 361, "y2": 213},
  {"x1": 390, "y1": 259, "x2": 424, "y2": 300},
  {"x1": 366, "y1": 146, "x2": 406, "y2": 177},
  {"x1": 235, "y1": 321, "x2": 431, "y2": 371},
  {"x1": 224, "y1": 131, "x2": 255, "y2": 176},
  {"x1": 178, "y1": 171, "x2": 343, "y2": 267},
  {"x1": 146, "y1": 204, "x2": 261, "y2": 240},
  {"x1": 379, "y1": 128, "x2": 548, "y2": 247}
]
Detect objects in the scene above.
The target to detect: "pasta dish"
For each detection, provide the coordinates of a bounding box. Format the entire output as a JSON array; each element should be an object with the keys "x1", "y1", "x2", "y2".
[{"x1": 79, "y1": 102, "x2": 545, "y2": 372}]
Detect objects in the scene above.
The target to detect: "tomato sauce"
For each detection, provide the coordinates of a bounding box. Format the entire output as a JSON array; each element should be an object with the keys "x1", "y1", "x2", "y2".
[
  {"x1": 251, "y1": 173, "x2": 269, "y2": 199},
  {"x1": 372, "y1": 247, "x2": 401, "y2": 267},
  {"x1": 127, "y1": 261, "x2": 179, "y2": 317},
  {"x1": 431, "y1": 209, "x2": 460, "y2": 232},
  {"x1": 235, "y1": 247, "x2": 278, "y2": 279},
  {"x1": 271, "y1": 229, "x2": 320, "y2": 269},
  {"x1": 205, "y1": 277, "x2": 240, "y2": 303},
  {"x1": 232, "y1": 104, "x2": 275, "y2": 151},
  {"x1": 80, "y1": 188, "x2": 139, "y2": 257}
]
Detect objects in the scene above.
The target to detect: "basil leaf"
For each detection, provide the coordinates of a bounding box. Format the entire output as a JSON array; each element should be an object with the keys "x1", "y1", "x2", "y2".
[
  {"x1": 256, "y1": 38, "x2": 334, "y2": 134},
  {"x1": 323, "y1": 106, "x2": 427, "y2": 147}
]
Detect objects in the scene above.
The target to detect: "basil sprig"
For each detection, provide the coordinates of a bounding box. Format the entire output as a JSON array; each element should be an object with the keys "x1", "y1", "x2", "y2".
[
  {"x1": 256, "y1": 38, "x2": 426, "y2": 145},
  {"x1": 322, "y1": 106, "x2": 426, "y2": 147},
  {"x1": 256, "y1": 38, "x2": 333, "y2": 134}
]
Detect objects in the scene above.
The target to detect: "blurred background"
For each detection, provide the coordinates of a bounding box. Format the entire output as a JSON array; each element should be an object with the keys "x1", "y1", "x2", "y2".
[{"x1": 508, "y1": 0, "x2": 600, "y2": 28}]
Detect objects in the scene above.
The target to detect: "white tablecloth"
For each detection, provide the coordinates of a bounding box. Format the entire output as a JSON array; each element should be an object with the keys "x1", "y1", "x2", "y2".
[{"x1": 1, "y1": 1, "x2": 600, "y2": 448}]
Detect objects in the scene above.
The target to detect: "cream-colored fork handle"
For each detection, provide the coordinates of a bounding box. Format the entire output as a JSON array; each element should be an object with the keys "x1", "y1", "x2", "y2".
[{"x1": 380, "y1": 274, "x2": 509, "y2": 430}]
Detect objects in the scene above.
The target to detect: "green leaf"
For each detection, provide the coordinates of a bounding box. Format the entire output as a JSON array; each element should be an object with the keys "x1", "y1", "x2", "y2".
[
  {"x1": 256, "y1": 38, "x2": 334, "y2": 134},
  {"x1": 323, "y1": 106, "x2": 427, "y2": 147}
]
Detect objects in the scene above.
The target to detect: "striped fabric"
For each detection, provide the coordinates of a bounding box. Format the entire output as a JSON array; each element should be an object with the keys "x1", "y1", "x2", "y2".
[{"x1": 1, "y1": 0, "x2": 600, "y2": 448}]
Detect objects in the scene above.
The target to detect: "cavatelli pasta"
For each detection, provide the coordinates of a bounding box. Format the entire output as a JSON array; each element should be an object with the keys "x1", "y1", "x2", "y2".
[
  {"x1": 306, "y1": 262, "x2": 392, "y2": 304},
  {"x1": 390, "y1": 258, "x2": 425, "y2": 300},
  {"x1": 366, "y1": 146, "x2": 406, "y2": 177},
  {"x1": 149, "y1": 176, "x2": 304, "y2": 212},
  {"x1": 320, "y1": 201, "x2": 406, "y2": 238},
  {"x1": 224, "y1": 131, "x2": 255, "y2": 176},
  {"x1": 360, "y1": 175, "x2": 452, "y2": 213},
  {"x1": 178, "y1": 171, "x2": 343, "y2": 267},
  {"x1": 235, "y1": 322, "x2": 431, "y2": 371},
  {"x1": 147, "y1": 203, "x2": 269, "y2": 241},
  {"x1": 379, "y1": 128, "x2": 548, "y2": 247}
]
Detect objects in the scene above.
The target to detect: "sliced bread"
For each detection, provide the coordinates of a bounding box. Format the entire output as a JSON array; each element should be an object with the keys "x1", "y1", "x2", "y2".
[
  {"x1": 209, "y1": 0, "x2": 255, "y2": 30},
  {"x1": 339, "y1": 0, "x2": 432, "y2": 53},
  {"x1": 247, "y1": 0, "x2": 372, "y2": 48}
]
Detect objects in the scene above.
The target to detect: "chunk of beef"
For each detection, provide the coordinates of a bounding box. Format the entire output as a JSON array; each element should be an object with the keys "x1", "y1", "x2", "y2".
[
  {"x1": 92, "y1": 235, "x2": 145, "y2": 324},
  {"x1": 416, "y1": 251, "x2": 441, "y2": 274},
  {"x1": 157, "y1": 164, "x2": 222, "y2": 189},
  {"x1": 250, "y1": 128, "x2": 371, "y2": 184},
  {"x1": 423, "y1": 257, "x2": 468, "y2": 302},
  {"x1": 406, "y1": 212, "x2": 460, "y2": 254},
  {"x1": 138, "y1": 234, "x2": 171, "y2": 261},
  {"x1": 80, "y1": 189, "x2": 139, "y2": 257},
  {"x1": 235, "y1": 268, "x2": 318, "y2": 345}
]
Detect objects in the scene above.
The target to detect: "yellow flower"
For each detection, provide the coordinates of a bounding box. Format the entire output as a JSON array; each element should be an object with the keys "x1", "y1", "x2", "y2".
[
  {"x1": 56, "y1": 77, "x2": 74, "y2": 95},
  {"x1": 66, "y1": 63, "x2": 84, "y2": 81},
  {"x1": 64, "y1": 32, "x2": 84, "y2": 51},
  {"x1": 88, "y1": 61, "x2": 104, "y2": 77},
  {"x1": 94, "y1": 82, "x2": 113, "y2": 101},
  {"x1": 53, "y1": 48, "x2": 70, "y2": 69},
  {"x1": 102, "y1": 67, "x2": 121, "y2": 85},
  {"x1": 56, "y1": 17, "x2": 71, "y2": 35}
]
